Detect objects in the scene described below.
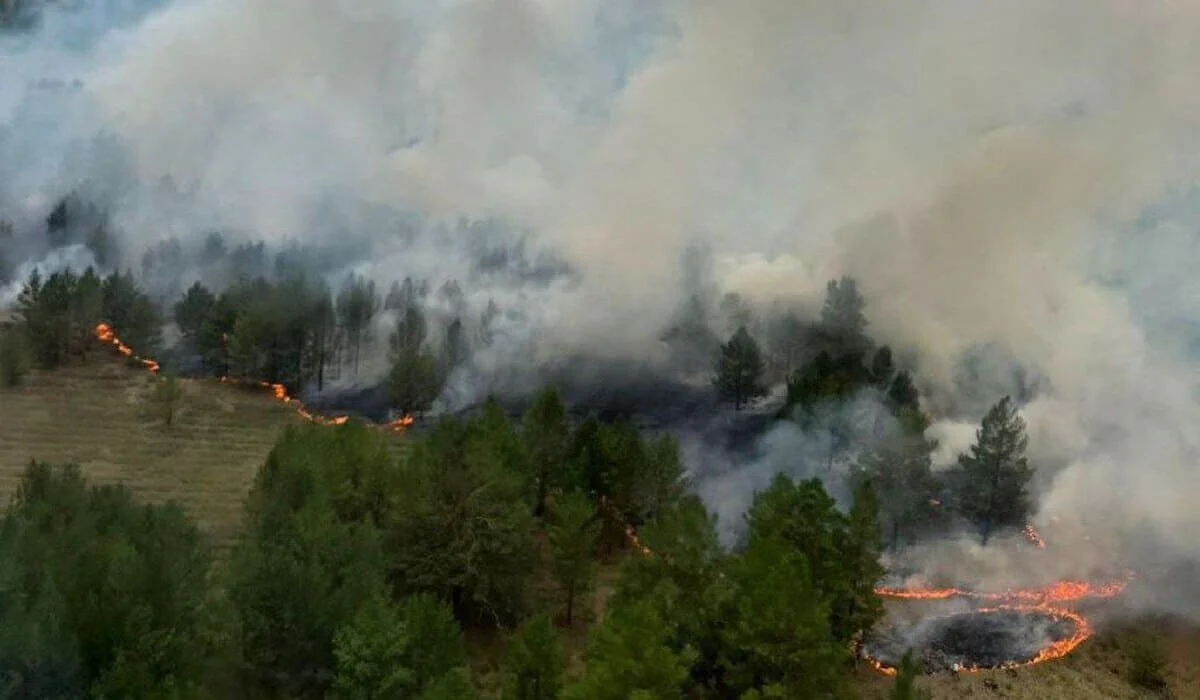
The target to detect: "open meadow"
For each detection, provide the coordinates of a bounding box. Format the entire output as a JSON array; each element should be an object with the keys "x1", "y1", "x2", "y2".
[{"x1": 0, "y1": 352, "x2": 299, "y2": 554}]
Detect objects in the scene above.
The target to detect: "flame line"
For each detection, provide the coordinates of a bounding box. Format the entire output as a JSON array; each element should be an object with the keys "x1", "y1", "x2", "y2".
[
  {"x1": 95, "y1": 324, "x2": 414, "y2": 432},
  {"x1": 867, "y1": 569, "x2": 1133, "y2": 675},
  {"x1": 865, "y1": 603, "x2": 1095, "y2": 676}
]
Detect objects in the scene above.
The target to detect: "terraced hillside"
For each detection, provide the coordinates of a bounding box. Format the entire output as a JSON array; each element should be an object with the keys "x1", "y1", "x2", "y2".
[{"x1": 0, "y1": 353, "x2": 299, "y2": 553}]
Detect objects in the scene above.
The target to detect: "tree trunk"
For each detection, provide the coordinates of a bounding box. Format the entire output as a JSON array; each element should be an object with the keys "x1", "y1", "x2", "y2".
[
  {"x1": 534, "y1": 474, "x2": 548, "y2": 518},
  {"x1": 565, "y1": 583, "x2": 575, "y2": 626}
]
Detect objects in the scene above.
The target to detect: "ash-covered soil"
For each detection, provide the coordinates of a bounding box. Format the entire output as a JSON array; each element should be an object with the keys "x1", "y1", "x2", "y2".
[{"x1": 864, "y1": 609, "x2": 1080, "y2": 673}]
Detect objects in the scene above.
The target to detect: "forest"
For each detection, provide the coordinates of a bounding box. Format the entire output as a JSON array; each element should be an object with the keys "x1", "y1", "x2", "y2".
[{"x1": 0, "y1": 213, "x2": 1042, "y2": 699}]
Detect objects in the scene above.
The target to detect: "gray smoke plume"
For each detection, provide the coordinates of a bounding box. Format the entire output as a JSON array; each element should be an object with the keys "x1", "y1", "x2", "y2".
[{"x1": 4, "y1": 0, "x2": 1200, "y2": 619}]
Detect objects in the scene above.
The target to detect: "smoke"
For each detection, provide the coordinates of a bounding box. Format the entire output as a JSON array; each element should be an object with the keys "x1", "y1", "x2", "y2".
[
  {"x1": 695, "y1": 390, "x2": 892, "y2": 545},
  {"x1": 0, "y1": 244, "x2": 97, "y2": 306},
  {"x1": 5, "y1": 0, "x2": 1200, "y2": 617}
]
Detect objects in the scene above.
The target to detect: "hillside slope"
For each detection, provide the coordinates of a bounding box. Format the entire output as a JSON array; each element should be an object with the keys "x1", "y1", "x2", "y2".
[
  {"x1": 0, "y1": 354, "x2": 298, "y2": 552},
  {"x1": 854, "y1": 625, "x2": 1200, "y2": 699}
]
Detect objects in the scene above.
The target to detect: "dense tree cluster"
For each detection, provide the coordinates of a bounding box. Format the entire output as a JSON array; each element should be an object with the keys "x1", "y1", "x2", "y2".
[
  {"x1": 226, "y1": 389, "x2": 693, "y2": 697},
  {"x1": 9, "y1": 267, "x2": 161, "y2": 372},
  {"x1": 0, "y1": 217, "x2": 1050, "y2": 696},
  {"x1": 712, "y1": 275, "x2": 1036, "y2": 547},
  {"x1": 170, "y1": 272, "x2": 483, "y2": 412},
  {"x1": 0, "y1": 385, "x2": 896, "y2": 698},
  {"x1": 0, "y1": 462, "x2": 216, "y2": 698}
]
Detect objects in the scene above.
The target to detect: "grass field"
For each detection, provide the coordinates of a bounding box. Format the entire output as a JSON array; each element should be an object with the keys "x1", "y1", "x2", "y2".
[
  {"x1": 1, "y1": 345, "x2": 1198, "y2": 699},
  {"x1": 0, "y1": 352, "x2": 301, "y2": 554},
  {"x1": 854, "y1": 619, "x2": 1200, "y2": 699}
]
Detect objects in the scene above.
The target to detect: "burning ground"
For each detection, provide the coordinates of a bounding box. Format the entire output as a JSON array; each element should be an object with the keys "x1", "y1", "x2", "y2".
[{"x1": 863, "y1": 607, "x2": 1085, "y2": 674}]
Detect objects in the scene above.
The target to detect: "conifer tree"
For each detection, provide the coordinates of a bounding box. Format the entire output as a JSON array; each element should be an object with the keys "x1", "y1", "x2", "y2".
[
  {"x1": 547, "y1": 492, "x2": 600, "y2": 626},
  {"x1": 952, "y1": 396, "x2": 1035, "y2": 545},
  {"x1": 0, "y1": 324, "x2": 29, "y2": 388},
  {"x1": 523, "y1": 386, "x2": 570, "y2": 517},
  {"x1": 503, "y1": 614, "x2": 565, "y2": 700},
  {"x1": 889, "y1": 652, "x2": 932, "y2": 700},
  {"x1": 713, "y1": 325, "x2": 766, "y2": 410},
  {"x1": 841, "y1": 479, "x2": 885, "y2": 643},
  {"x1": 819, "y1": 275, "x2": 870, "y2": 354},
  {"x1": 151, "y1": 372, "x2": 184, "y2": 427},
  {"x1": 852, "y1": 409, "x2": 941, "y2": 549}
]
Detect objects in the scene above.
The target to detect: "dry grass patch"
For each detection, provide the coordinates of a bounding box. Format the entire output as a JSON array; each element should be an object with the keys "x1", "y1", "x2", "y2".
[
  {"x1": 854, "y1": 622, "x2": 1200, "y2": 700},
  {"x1": 0, "y1": 356, "x2": 299, "y2": 552}
]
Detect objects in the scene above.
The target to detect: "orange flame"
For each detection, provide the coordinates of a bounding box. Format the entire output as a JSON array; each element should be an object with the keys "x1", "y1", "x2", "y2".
[
  {"x1": 625, "y1": 524, "x2": 653, "y2": 557},
  {"x1": 874, "y1": 571, "x2": 1132, "y2": 605},
  {"x1": 868, "y1": 571, "x2": 1133, "y2": 674},
  {"x1": 608, "y1": 444, "x2": 1124, "y2": 676},
  {"x1": 866, "y1": 604, "x2": 1094, "y2": 676},
  {"x1": 96, "y1": 324, "x2": 413, "y2": 432},
  {"x1": 95, "y1": 323, "x2": 160, "y2": 374}
]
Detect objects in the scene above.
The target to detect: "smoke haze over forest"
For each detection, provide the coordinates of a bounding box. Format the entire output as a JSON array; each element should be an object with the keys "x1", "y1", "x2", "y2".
[{"x1": 4, "y1": 0, "x2": 1200, "y2": 618}]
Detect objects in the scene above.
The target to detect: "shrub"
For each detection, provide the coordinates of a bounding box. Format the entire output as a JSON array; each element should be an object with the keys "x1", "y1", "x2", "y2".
[{"x1": 1127, "y1": 630, "x2": 1169, "y2": 692}]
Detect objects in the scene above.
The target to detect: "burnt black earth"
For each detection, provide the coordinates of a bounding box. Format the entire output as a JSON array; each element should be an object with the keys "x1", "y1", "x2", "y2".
[{"x1": 863, "y1": 609, "x2": 1080, "y2": 673}]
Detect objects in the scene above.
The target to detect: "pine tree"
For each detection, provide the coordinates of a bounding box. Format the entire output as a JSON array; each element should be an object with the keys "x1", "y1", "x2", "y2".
[
  {"x1": 331, "y1": 594, "x2": 469, "y2": 700},
  {"x1": 443, "y1": 317, "x2": 467, "y2": 371},
  {"x1": 819, "y1": 276, "x2": 869, "y2": 354},
  {"x1": 886, "y1": 371, "x2": 921, "y2": 413},
  {"x1": 503, "y1": 614, "x2": 565, "y2": 700},
  {"x1": 0, "y1": 219, "x2": 12, "y2": 284},
  {"x1": 889, "y1": 652, "x2": 932, "y2": 700},
  {"x1": 388, "y1": 307, "x2": 442, "y2": 416},
  {"x1": 523, "y1": 386, "x2": 570, "y2": 517},
  {"x1": 337, "y1": 275, "x2": 379, "y2": 374},
  {"x1": 150, "y1": 372, "x2": 184, "y2": 427},
  {"x1": 713, "y1": 326, "x2": 766, "y2": 410},
  {"x1": 547, "y1": 492, "x2": 600, "y2": 626},
  {"x1": 852, "y1": 409, "x2": 941, "y2": 549},
  {"x1": 952, "y1": 396, "x2": 1034, "y2": 545},
  {"x1": 563, "y1": 600, "x2": 696, "y2": 700},
  {"x1": 723, "y1": 537, "x2": 847, "y2": 697},
  {"x1": 870, "y1": 345, "x2": 895, "y2": 388},
  {"x1": 0, "y1": 324, "x2": 29, "y2": 388},
  {"x1": 840, "y1": 480, "x2": 885, "y2": 644}
]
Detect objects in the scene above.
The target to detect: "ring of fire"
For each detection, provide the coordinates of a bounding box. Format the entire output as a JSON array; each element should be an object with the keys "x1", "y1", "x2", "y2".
[
  {"x1": 865, "y1": 572, "x2": 1132, "y2": 675},
  {"x1": 863, "y1": 606, "x2": 1089, "y2": 674}
]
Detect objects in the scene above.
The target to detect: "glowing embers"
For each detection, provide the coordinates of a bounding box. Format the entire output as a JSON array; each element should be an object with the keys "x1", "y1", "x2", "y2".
[
  {"x1": 874, "y1": 571, "x2": 1132, "y2": 606},
  {"x1": 95, "y1": 323, "x2": 160, "y2": 374},
  {"x1": 95, "y1": 323, "x2": 413, "y2": 432},
  {"x1": 863, "y1": 606, "x2": 1089, "y2": 675}
]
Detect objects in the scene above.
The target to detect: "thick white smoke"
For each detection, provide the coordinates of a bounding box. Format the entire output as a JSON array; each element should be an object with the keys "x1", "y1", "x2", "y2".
[{"x1": 5, "y1": 0, "x2": 1200, "y2": 613}]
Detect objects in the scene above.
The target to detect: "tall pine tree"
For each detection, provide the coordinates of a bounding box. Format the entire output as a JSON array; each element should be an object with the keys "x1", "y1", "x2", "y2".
[
  {"x1": 503, "y1": 614, "x2": 565, "y2": 700},
  {"x1": 523, "y1": 386, "x2": 570, "y2": 517},
  {"x1": 713, "y1": 326, "x2": 766, "y2": 410},
  {"x1": 819, "y1": 275, "x2": 870, "y2": 355},
  {"x1": 952, "y1": 396, "x2": 1034, "y2": 545},
  {"x1": 852, "y1": 409, "x2": 942, "y2": 549}
]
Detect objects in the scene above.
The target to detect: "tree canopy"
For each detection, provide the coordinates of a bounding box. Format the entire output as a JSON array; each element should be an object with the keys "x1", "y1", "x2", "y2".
[
  {"x1": 951, "y1": 395, "x2": 1035, "y2": 545},
  {"x1": 0, "y1": 249, "x2": 1062, "y2": 697},
  {"x1": 714, "y1": 325, "x2": 767, "y2": 410}
]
